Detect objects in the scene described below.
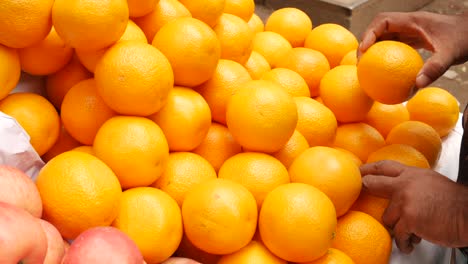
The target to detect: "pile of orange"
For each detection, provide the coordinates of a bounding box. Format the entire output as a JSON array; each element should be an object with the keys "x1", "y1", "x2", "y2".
[{"x1": 0, "y1": 0, "x2": 459, "y2": 263}]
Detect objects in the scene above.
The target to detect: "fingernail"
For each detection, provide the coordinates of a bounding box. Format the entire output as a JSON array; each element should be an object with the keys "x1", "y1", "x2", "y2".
[
  {"x1": 362, "y1": 176, "x2": 370, "y2": 188},
  {"x1": 416, "y1": 73, "x2": 431, "y2": 88}
]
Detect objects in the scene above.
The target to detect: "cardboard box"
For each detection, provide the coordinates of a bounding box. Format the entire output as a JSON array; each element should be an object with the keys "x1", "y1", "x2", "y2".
[{"x1": 264, "y1": 0, "x2": 434, "y2": 38}]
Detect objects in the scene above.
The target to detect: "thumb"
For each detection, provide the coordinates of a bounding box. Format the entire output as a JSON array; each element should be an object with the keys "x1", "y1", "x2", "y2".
[
  {"x1": 362, "y1": 174, "x2": 398, "y2": 199},
  {"x1": 416, "y1": 52, "x2": 453, "y2": 88}
]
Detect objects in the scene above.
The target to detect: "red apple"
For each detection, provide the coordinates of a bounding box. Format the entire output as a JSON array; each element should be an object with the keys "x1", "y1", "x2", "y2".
[
  {"x1": 39, "y1": 219, "x2": 66, "y2": 264},
  {"x1": 0, "y1": 202, "x2": 48, "y2": 264},
  {"x1": 62, "y1": 227, "x2": 144, "y2": 264},
  {"x1": 0, "y1": 165, "x2": 42, "y2": 217}
]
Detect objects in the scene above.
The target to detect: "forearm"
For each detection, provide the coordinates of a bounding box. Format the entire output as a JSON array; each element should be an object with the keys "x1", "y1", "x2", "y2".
[{"x1": 456, "y1": 184, "x2": 468, "y2": 247}]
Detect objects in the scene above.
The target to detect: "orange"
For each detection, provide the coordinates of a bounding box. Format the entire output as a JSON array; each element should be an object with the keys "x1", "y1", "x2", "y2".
[
  {"x1": 259, "y1": 183, "x2": 336, "y2": 263},
  {"x1": 218, "y1": 152, "x2": 290, "y2": 207},
  {"x1": 340, "y1": 50, "x2": 357, "y2": 65},
  {"x1": 407, "y1": 87, "x2": 459, "y2": 137},
  {"x1": 333, "y1": 123, "x2": 385, "y2": 163},
  {"x1": 0, "y1": 0, "x2": 54, "y2": 48},
  {"x1": 261, "y1": 68, "x2": 310, "y2": 97},
  {"x1": 224, "y1": 0, "x2": 254, "y2": 22},
  {"x1": 289, "y1": 147, "x2": 361, "y2": 216},
  {"x1": 218, "y1": 241, "x2": 287, "y2": 264},
  {"x1": 214, "y1": 13, "x2": 253, "y2": 64},
  {"x1": 93, "y1": 116, "x2": 169, "y2": 189},
  {"x1": 252, "y1": 31, "x2": 292, "y2": 68},
  {"x1": 294, "y1": 97, "x2": 337, "y2": 147},
  {"x1": 334, "y1": 148, "x2": 362, "y2": 167},
  {"x1": 128, "y1": 0, "x2": 159, "y2": 18},
  {"x1": 113, "y1": 187, "x2": 183, "y2": 264},
  {"x1": 226, "y1": 80, "x2": 298, "y2": 153},
  {"x1": 386, "y1": 121, "x2": 442, "y2": 167},
  {"x1": 52, "y1": 0, "x2": 128, "y2": 51},
  {"x1": 133, "y1": 0, "x2": 191, "y2": 43},
  {"x1": 36, "y1": 151, "x2": 122, "y2": 239},
  {"x1": 19, "y1": 27, "x2": 73, "y2": 76},
  {"x1": 315, "y1": 96, "x2": 324, "y2": 104},
  {"x1": 197, "y1": 59, "x2": 252, "y2": 124},
  {"x1": 320, "y1": 65, "x2": 373, "y2": 123},
  {"x1": 42, "y1": 126, "x2": 81, "y2": 162},
  {"x1": 272, "y1": 130, "x2": 310, "y2": 168},
  {"x1": 151, "y1": 152, "x2": 217, "y2": 207},
  {"x1": 276, "y1": 48, "x2": 330, "y2": 97},
  {"x1": 0, "y1": 44, "x2": 20, "y2": 100},
  {"x1": 176, "y1": 235, "x2": 221, "y2": 264},
  {"x1": 72, "y1": 146, "x2": 95, "y2": 156},
  {"x1": 350, "y1": 191, "x2": 389, "y2": 225},
  {"x1": 265, "y1": 8, "x2": 312, "y2": 47},
  {"x1": 367, "y1": 144, "x2": 431, "y2": 169},
  {"x1": 179, "y1": 0, "x2": 225, "y2": 27},
  {"x1": 303, "y1": 248, "x2": 355, "y2": 264},
  {"x1": 192, "y1": 122, "x2": 242, "y2": 172},
  {"x1": 365, "y1": 102, "x2": 410, "y2": 137},
  {"x1": 247, "y1": 14, "x2": 264, "y2": 34},
  {"x1": 182, "y1": 178, "x2": 257, "y2": 255},
  {"x1": 149, "y1": 87, "x2": 212, "y2": 151},
  {"x1": 357, "y1": 40, "x2": 424, "y2": 104},
  {"x1": 153, "y1": 17, "x2": 221, "y2": 87},
  {"x1": 332, "y1": 211, "x2": 391, "y2": 264},
  {"x1": 61, "y1": 79, "x2": 116, "y2": 145},
  {"x1": 304, "y1": 23, "x2": 358, "y2": 68},
  {"x1": 95, "y1": 41, "x2": 174, "y2": 116},
  {"x1": 76, "y1": 20, "x2": 148, "y2": 73},
  {"x1": 244, "y1": 51, "x2": 271, "y2": 80},
  {"x1": 46, "y1": 55, "x2": 92, "y2": 109},
  {"x1": 0, "y1": 93, "x2": 60, "y2": 156}
]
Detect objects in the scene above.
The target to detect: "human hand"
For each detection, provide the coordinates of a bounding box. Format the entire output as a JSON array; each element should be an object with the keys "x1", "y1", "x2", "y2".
[
  {"x1": 360, "y1": 160, "x2": 468, "y2": 253},
  {"x1": 358, "y1": 12, "x2": 468, "y2": 88}
]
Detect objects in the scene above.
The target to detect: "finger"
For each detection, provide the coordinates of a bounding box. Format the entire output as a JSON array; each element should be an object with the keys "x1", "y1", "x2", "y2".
[
  {"x1": 393, "y1": 220, "x2": 414, "y2": 254},
  {"x1": 381, "y1": 197, "x2": 401, "y2": 229},
  {"x1": 360, "y1": 160, "x2": 406, "y2": 177},
  {"x1": 362, "y1": 174, "x2": 398, "y2": 198},
  {"x1": 415, "y1": 52, "x2": 453, "y2": 88},
  {"x1": 410, "y1": 234, "x2": 422, "y2": 244}
]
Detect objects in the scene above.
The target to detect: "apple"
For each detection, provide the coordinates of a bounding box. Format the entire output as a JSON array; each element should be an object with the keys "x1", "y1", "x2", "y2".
[
  {"x1": 39, "y1": 219, "x2": 66, "y2": 264},
  {"x1": 0, "y1": 165, "x2": 42, "y2": 217},
  {"x1": 62, "y1": 227, "x2": 144, "y2": 264},
  {"x1": 0, "y1": 202, "x2": 48, "y2": 264}
]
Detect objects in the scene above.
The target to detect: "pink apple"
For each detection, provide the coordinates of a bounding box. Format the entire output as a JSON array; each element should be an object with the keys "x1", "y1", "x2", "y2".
[
  {"x1": 39, "y1": 219, "x2": 66, "y2": 264},
  {"x1": 62, "y1": 227, "x2": 144, "y2": 264},
  {"x1": 0, "y1": 165, "x2": 42, "y2": 217},
  {"x1": 0, "y1": 202, "x2": 48, "y2": 264}
]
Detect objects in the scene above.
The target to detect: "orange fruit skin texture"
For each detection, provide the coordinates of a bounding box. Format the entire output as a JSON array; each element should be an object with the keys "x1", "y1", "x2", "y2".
[
  {"x1": 178, "y1": 0, "x2": 225, "y2": 27},
  {"x1": 289, "y1": 147, "x2": 362, "y2": 217},
  {"x1": 218, "y1": 152, "x2": 290, "y2": 208},
  {"x1": 36, "y1": 151, "x2": 122, "y2": 240},
  {"x1": 112, "y1": 187, "x2": 183, "y2": 264},
  {"x1": 357, "y1": 40, "x2": 424, "y2": 104},
  {"x1": 302, "y1": 248, "x2": 355, "y2": 264},
  {"x1": 42, "y1": 126, "x2": 81, "y2": 162},
  {"x1": 153, "y1": 17, "x2": 221, "y2": 87},
  {"x1": 182, "y1": 179, "x2": 258, "y2": 255},
  {"x1": 52, "y1": 0, "x2": 129, "y2": 51},
  {"x1": 365, "y1": 102, "x2": 410, "y2": 138},
  {"x1": 93, "y1": 116, "x2": 169, "y2": 189},
  {"x1": 19, "y1": 27, "x2": 73, "y2": 76},
  {"x1": 386, "y1": 120, "x2": 442, "y2": 167},
  {"x1": 224, "y1": 0, "x2": 255, "y2": 22},
  {"x1": 149, "y1": 87, "x2": 212, "y2": 151},
  {"x1": 247, "y1": 14, "x2": 264, "y2": 34},
  {"x1": 72, "y1": 146, "x2": 95, "y2": 156},
  {"x1": 332, "y1": 211, "x2": 392, "y2": 264},
  {"x1": 0, "y1": 0, "x2": 54, "y2": 48},
  {"x1": 334, "y1": 147, "x2": 362, "y2": 167},
  {"x1": 350, "y1": 191, "x2": 390, "y2": 225},
  {"x1": 340, "y1": 50, "x2": 357, "y2": 66},
  {"x1": 261, "y1": 68, "x2": 311, "y2": 98},
  {"x1": 265, "y1": 7, "x2": 313, "y2": 48},
  {"x1": 276, "y1": 48, "x2": 330, "y2": 97},
  {"x1": 46, "y1": 55, "x2": 92, "y2": 109},
  {"x1": 259, "y1": 183, "x2": 337, "y2": 263},
  {"x1": 294, "y1": 97, "x2": 337, "y2": 147},
  {"x1": 333, "y1": 123, "x2": 385, "y2": 163},
  {"x1": 320, "y1": 65, "x2": 374, "y2": 123},
  {"x1": 304, "y1": 23, "x2": 358, "y2": 68},
  {"x1": 192, "y1": 122, "x2": 242, "y2": 172},
  {"x1": 197, "y1": 59, "x2": 252, "y2": 125},
  {"x1": 214, "y1": 13, "x2": 254, "y2": 65},
  {"x1": 367, "y1": 144, "x2": 431, "y2": 169},
  {"x1": 252, "y1": 31, "x2": 292, "y2": 68},
  {"x1": 218, "y1": 240, "x2": 287, "y2": 264},
  {"x1": 272, "y1": 130, "x2": 310, "y2": 169},
  {"x1": 0, "y1": 44, "x2": 21, "y2": 100},
  {"x1": 0, "y1": 93, "x2": 60, "y2": 156},
  {"x1": 226, "y1": 80, "x2": 298, "y2": 153},
  {"x1": 127, "y1": 0, "x2": 159, "y2": 18},
  {"x1": 151, "y1": 152, "x2": 217, "y2": 207},
  {"x1": 95, "y1": 42, "x2": 174, "y2": 116},
  {"x1": 244, "y1": 51, "x2": 271, "y2": 80},
  {"x1": 407, "y1": 87, "x2": 460, "y2": 137},
  {"x1": 133, "y1": 0, "x2": 192, "y2": 44}
]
